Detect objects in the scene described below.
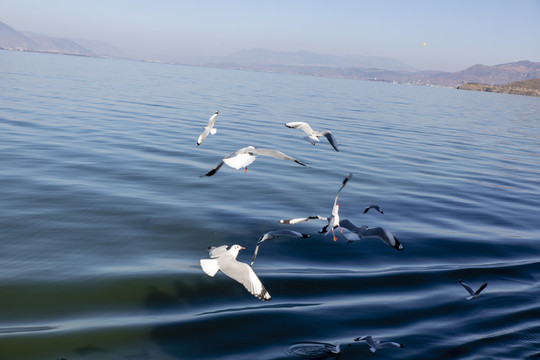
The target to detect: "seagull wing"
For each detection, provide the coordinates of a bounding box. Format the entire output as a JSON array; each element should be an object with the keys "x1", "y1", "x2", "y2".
[
  {"x1": 208, "y1": 245, "x2": 229, "y2": 258},
  {"x1": 475, "y1": 282, "x2": 488, "y2": 296},
  {"x1": 261, "y1": 229, "x2": 309, "y2": 240},
  {"x1": 285, "y1": 121, "x2": 315, "y2": 136},
  {"x1": 319, "y1": 130, "x2": 339, "y2": 151},
  {"x1": 458, "y1": 279, "x2": 476, "y2": 296},
  {"x1": 364, "y1": 205, "x2": 383, "y2": 214},
  {"x1": 197, "y1": 128, "x2": 211, "y2": 146},
  {"x1": 332, "y1": 173, "x2": 352, "y2": 210},
  {"x1": 279, "y1": 215, "x2": 327, "y2": 224},
  {"x1": 219, "y1": 258, "x2": 271, "y2": 301},
  {"x1": 339, "y1": 219, "x2": 361, "y2": 233},
  {"x1": 202, "y1": 160, "x2": 225, "y2": 177},
  {"x1": 250, "y1": 148, "x2": 307, "y2": 167},
  {"x1": 358, "y1": 336, "x2": 377, "y2": 352},
  {"x1": 207, "y1": 110, "x2": 219, "y2": 128},
  {"x1": 250, "y1": 244, "x2": 262, "y2": 266},
  {"x1": 364, "y1": 226, "x2": 403, "y2": 250},
  {"x1": 379, "y1": 341, "x2": 405, "y2": 349}
]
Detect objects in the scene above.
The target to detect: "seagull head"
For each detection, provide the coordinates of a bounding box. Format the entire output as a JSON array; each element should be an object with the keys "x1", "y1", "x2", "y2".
[{"x1": 229, "y1": 244, "x2": 246, "y2": 258}]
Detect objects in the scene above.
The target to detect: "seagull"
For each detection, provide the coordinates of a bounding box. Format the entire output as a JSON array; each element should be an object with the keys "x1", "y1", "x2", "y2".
[
  {"x1": 363, "y1": 204, "x2": 383, "y2": 214},
  {"x1": 250, "y1": 229, "x2": 310, "y2": 265},
  {"x1": 354, "y1": 336, "x2": 405, "y2": 353},
  {"x1": 285, "y1": 121, "x2": 339, "y2": 151},
  {"x1": 196, "y1": 110, "x2": 219, "y2": 146},
  {"x1": 200, "y1": 244, "x2": 271, "y2": 301},
  {"x1": 458, "y1": 279, "x2": 487, "y2": 300},
  {"x1": 202, "y1": 146, "x2": 307, "y2": 177},
  {"x1": 340, "y1": 219, "x2": 403, "y2": 250},
  {"x1": 280, "y1": 173, "x2": 352, "y2": 241}
]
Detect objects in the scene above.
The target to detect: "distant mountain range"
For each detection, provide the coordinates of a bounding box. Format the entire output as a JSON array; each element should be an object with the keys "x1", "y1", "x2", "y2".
[{"x1": 2, "y1": 21, "x2": 539, "y2": 88}]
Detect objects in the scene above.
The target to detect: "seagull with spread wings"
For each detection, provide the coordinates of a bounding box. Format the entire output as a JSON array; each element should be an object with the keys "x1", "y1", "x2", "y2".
[
  {"x1": 200, "y1": 244, "x2": 271, "y2": 301},
  {"x1": 285, "y1": 121, "x2": 340, "y2": 151}
]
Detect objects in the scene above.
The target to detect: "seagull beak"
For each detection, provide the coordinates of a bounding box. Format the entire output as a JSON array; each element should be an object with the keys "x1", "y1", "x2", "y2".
[{"x1": 241, "y1": 246, "x2": 246, "y2": 250}]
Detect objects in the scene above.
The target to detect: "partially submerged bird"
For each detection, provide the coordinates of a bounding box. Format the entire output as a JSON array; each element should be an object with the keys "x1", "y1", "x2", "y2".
[
  {"x1": 200, "y1": 244, "x2": 271, "y2": 301},
  {"x1": 363, "y1": 204, "x2": 383, "y2": 214},
  {"x1": 354, "y1": 336, "x2": 405, "y2": 353},
  {"x1": 458, "y1": 279, "x2": 487, "y2": 300},
  {"x1": 285, "y1": 121, "x2": 340, "y2": 151},
  {"x1": 202, "y1": 145, "x2": 307, "y2": 177},
  {"x1": 196, "y1": 110, "x2": 219, "y2": 146},
  {"x1": 250, "y1": 229, "x2": 310, "y2": 265},
  {"x1": 340, "y1": 219, "x2": 403, "y2": 250},
  {"x1": 280, "y1": 173, "x2": 352, "y2": 241}
]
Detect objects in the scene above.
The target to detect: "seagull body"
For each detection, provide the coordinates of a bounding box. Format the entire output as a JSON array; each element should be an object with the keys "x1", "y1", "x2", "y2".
[
  {"x1": 285, "y1": 121, "x2": 339, "y2": 151},
  {"x1": 363, "y1": 204, "x2": 384, "y2": 214},
  {"x1": 340, "y1": 219, "x2": 403, "y2": 250},
  {"x1": 250, "y1": 229, "x2": 310, "y2": 265},
  {"x1": 280, "y1": 173, "x2": 352, "y2": 241},
  {"x1": 200, "y1": 244, "x2": 271, "y2": 301},
  {"x1": 459, "y1": 279, "x2": 487, "y2": 300},
  {"x1": 196, "y1": 111, "x2": 219, "y2": 146},
  {"x1": 202, "y1": 146, "x2": 306, "y2": 177},
  {"x1": 354, "y1": 336, "x2": 405, "y2": 353}
]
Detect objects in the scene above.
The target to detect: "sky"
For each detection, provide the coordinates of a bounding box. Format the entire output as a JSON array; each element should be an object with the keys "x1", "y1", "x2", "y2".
[{"x1": 1, "y1": 0, "x2": 539, "y2": 71}]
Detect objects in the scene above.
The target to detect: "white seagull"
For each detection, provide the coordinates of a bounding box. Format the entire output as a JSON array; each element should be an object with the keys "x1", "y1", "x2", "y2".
[
  {"x1": 459, "y1": 279, "x2": 487, "y2": 300},
  {"x1": 250, "y1": 229, "x2": 310, "y2": 265},
  {"x1": 200, "y1": 245, "x2": 271, "y2": 301},
  {"x1": 196, "y1": 110, "x2": 219, "y2": 146},
  {"x1": 363, "y1": 204, "x2": 384, "y2": 214},
  {"x1": 340, "y1": 219, "x2": 403, "y2": 250},
  {"x1": 202, "y1": 145, "x2": 307, "y2": 177},
  {"x1": 280, "y1": 173, "x2": 352, "y2": 241},
  {"x1": 354, "y1": 336, "x2": 405, "y2": 353},
  {"x1": 285, "y1": 121, "x2": 340, "y2": 151}
]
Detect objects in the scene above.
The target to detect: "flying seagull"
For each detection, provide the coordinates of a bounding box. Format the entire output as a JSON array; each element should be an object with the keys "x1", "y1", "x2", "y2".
[
  {"x1": 200, "y1": 245, "x2": 271, "y2": 301},
  {"x1": 250, "y1": 229, "x2": 310, "y2": 265},
  {"x1": 202, "y1": 145, "x2": 307, "y2": 177},
  {"x1": 196, "y1": 110, "x2": 219, "y2": 146},
  {"x1": 363, "y1": 204, "x2": 384, "y2": 214},
  {"x1": 280, "y1": 173, "x2": 352, "y2": 241},
  {"x1": 354, "y1": 336, "x2": 405, "y2": 353},
  {"x1": 458, "y1": 279, "x2": 487, "y2": 300},
  {"x1": 340, "y1": 219, "x2": 403, "y2": 250},
  {"x1": 285, "y1": 121, "x2": 339, "y2": 151}
]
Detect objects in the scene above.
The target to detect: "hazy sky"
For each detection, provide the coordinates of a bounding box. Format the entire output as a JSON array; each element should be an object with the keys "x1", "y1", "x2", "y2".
[{"x1": 1, "y1": 0, "x2": 539, "y2": 71}]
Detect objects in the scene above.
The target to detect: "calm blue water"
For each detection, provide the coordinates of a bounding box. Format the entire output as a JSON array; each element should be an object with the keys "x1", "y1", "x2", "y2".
[{"x1": 1, "y1": 50, "x2": 540, "y2": 360}]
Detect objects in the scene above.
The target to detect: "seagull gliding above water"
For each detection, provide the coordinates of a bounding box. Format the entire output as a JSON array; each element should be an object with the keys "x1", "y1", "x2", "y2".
[
  {"x1": 285, "y1": 121, "x2": 340, "y2": 151},
  {"x1": 196, "y1": 110, "x2": 219, "y2": 146},
  {"x1": 340, "y1": 219, "x2": 403, "y2": 250},
  {"x1": 354, "y1": 336, "x2": 405, "y2": 353},
  {"x1": 202, "y1": 145, "x2": 307, "y2": 177},
  {"x1": 458, "y1": 279, "x2": 487, "y2": 300},
  {"x1": 200, "y1": 244, "x2": 271, "y2": 301}
]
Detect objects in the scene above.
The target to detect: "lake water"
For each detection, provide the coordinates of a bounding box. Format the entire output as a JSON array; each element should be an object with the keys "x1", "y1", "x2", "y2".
[{"x1": 1, "y1": 50, "x2": 539, "y2": 360}]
